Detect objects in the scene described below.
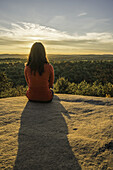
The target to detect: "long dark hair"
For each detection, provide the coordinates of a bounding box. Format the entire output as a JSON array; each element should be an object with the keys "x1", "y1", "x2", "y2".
[{"x1": 26, "y1": 42, "x2": 49, "y2": 76}]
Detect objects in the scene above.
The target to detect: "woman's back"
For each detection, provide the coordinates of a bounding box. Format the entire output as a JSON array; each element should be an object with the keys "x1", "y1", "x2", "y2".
[{"x1": 25, "y1": 63, "x2": 54, "y2": 102}]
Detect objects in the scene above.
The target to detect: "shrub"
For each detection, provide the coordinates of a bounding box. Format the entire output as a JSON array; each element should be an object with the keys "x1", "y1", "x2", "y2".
[
  {"x1": 54, "y1": 77, "x2": 113, "y2": 97},
  {"x1": 75, "y1": 80, "x2": 91, "y2": 96},
  {"x1": 67, "y1": 82, "x2": 77, "y2": 94},
  {"x1": 0, "y1": 72, "x2": 13, "y2": 93},
  {"x1": 0, "y1": 86, "x2": 28, "y2": 98},
  {"x1": 54, "y1": 77, "x2": 71, "y2": 93}
]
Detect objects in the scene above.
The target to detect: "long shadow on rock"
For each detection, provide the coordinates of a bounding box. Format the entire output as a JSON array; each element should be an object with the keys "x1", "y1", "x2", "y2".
[{"x1": 14, "y1": 95, "x2": 81, "y2": 170}]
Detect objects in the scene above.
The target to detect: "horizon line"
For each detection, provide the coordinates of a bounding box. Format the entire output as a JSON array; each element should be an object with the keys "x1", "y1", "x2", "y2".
[{"x1": 0, "y1": 53, "x2": 113, "y2": 56}]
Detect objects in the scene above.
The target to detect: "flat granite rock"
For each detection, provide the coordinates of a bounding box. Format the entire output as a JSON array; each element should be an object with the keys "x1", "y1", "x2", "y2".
[{"x1": 0, "y1": 94, "x2": 113, "y2": 170}]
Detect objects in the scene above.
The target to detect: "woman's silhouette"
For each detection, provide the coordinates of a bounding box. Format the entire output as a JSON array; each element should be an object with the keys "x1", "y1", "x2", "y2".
[{"x1": 24, "y1": 42, "x2": 54, "y2": 102}]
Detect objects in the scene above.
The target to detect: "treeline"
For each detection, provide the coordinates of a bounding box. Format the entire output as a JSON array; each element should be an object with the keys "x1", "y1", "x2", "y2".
[
  {"x1": 54, "y1": 77, "x2": 113, "y2": 97},
  {"x1": 0, "y1": 72, "x2": 27, "y2": 98},
  {"x1": 0, "y1": 58, "x2": 26, "y2": 87},
  {"x1": 0, "y1": 57, "x2": 113, "y2": 98},
  {"x1": 52, "y1": 60, "x2": 113, "y2": 84}
]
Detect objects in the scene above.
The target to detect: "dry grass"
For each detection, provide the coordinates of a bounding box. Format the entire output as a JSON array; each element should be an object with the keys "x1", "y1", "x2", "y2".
[{"x1": 0, "y1": 94, "x2": 113, "y2": 169}]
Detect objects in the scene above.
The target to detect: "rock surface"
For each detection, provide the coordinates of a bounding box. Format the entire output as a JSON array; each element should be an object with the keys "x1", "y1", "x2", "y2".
[{"x1": 0, "y1": 94, "x2": 113, "y2": 169}]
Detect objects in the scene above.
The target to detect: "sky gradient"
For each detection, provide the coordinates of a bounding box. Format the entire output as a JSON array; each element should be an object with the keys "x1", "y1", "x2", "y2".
[{"x1": 0, "y1": 0, "x2": 113, "y2": 54}]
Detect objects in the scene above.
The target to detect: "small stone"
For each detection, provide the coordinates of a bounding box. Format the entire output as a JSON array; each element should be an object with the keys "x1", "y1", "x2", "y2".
[{"x1": 73, "y1": 128, "x2": 78, "y2": 130}]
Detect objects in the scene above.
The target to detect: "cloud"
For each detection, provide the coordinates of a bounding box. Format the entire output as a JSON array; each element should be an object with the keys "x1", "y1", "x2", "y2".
[
  {"x1": 0, "y1": 22, "x2": 113, "y2": 54},
  {"x1": 48, "y1": 15, "x2": 66, "y2": 29},
  {"x1": 0, "y1": 22, "x2": 72, "y2": 41},
  {"x1": 78, "y1": 18, "x2": 111, "y2": 31},
  {"x1": 78, "y1": 12, "x2": 87, "y2": 17}
]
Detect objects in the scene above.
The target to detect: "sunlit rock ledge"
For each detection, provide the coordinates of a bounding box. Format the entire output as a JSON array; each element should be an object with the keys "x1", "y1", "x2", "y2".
[{"x1": 0, "y1": 94, "x2": 113, "y2": 170}]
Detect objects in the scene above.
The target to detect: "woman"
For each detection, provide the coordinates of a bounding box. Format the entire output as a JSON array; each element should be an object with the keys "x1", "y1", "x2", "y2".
[{"x1": 24, "y1": 42, "x2": 54, "y2": 102}]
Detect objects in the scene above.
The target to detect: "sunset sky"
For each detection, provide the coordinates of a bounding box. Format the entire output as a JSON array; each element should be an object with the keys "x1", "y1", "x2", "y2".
[{"x1": 0, "y1": 0, "x2": 113, "y2": 54}]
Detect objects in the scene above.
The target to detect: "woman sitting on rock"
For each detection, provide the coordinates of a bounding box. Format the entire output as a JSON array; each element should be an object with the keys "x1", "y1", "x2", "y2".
[{"x1": 24, "y1": 42, "x2": 54, "y2": 102}]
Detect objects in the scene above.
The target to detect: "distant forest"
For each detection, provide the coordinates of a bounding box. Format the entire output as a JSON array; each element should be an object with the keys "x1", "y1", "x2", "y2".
[{"x1": 0, "y1": 54, "x2": 113, "y2": 98}]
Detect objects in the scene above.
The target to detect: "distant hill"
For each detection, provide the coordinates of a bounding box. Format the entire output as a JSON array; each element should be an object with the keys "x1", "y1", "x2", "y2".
[
  {"x1": 0, "y1": 53, "x2": 113, "y2": 61},
  {"x1": 0, "y1": 54, "x2": 27, "y2": 59}
]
